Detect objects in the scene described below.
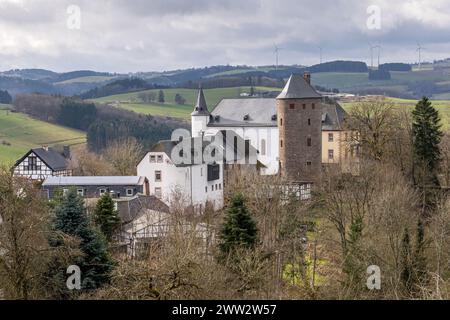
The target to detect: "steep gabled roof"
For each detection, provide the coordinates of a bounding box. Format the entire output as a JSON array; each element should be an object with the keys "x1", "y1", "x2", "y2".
[
  {"x1": 191, "y1": 88, "x2": 210, "y2": 116},
  {"x1": 322, "y1": 102, "x2": 347, "y2": 131},
  {"x1": 276, "y1": 74, "x2": 321, "y2": 100},
  {"x1": 148, "y1": 132, "x2": 257, "y2": 166},
  {"x1": 15, "y1": 147, "x2": 68, "y2": 171}
]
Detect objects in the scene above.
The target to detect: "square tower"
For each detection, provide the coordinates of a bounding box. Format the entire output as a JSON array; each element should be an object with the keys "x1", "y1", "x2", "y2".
[{"x1": 277, "y1": 73, "x2": 322, "y2": 183}]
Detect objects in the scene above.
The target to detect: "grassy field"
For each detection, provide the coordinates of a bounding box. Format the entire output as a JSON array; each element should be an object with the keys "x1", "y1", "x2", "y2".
[
  {"x1": 56, "y1": 75, "x2": 116, "y2": 84},
  {"x1": 92, "y1": 86, "x2": 280, "y2": 119},
  {"x1": 342, "y1": 97, "x2": 450, "y2": 130},
  {"x1": 0, "y1": 106, "x2": 86, "y2": 164}
]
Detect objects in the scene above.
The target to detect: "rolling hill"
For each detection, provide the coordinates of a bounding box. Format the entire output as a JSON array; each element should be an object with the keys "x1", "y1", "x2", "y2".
[
  {"x1": 92, "y1": 86, "x2": 280, "y2": 119},
  {"x1": 0, "y1": 105, "x2": 86, "y2": 164}
]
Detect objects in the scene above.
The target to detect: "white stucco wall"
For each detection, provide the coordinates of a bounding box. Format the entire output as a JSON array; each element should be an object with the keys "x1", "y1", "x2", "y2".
[{"x1": 137, "y1": 151, "x2": 223, "y2": 211}]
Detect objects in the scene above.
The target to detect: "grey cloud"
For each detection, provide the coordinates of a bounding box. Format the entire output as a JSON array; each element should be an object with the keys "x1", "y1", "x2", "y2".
[{"x1": 0, "y1": 0, "x2": 449, "y2": 72}]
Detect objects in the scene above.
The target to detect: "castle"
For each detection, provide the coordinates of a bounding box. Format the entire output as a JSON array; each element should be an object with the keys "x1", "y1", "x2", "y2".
[{"x1": 136, "y1": 72, "x2": 356, "y2": 210}]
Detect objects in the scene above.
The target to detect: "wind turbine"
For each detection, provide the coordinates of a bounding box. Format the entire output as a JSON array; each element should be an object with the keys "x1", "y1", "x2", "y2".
[
  {"x1": 417, "y1": 43, "x2": 426, "y2": 70},
  {"x1": 318, "y1": 46, "x2": 323, "y2": 64},
  {"x1": 370, "y1": 44, "x2": 381, "y2": 68},
  {"x1": 274, "y1": 45, "x2": 283, "y2": 70}
]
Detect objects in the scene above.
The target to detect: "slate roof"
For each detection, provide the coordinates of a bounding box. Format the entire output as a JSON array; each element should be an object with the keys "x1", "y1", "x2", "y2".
[
  {"x1": 15, "y1": 147, "x2": 68, "y2": 171},
  {"x1": 321, "y1": 102, "x2": 347, "y2": 131},
  {"x1": 208, "y1": 98, "x2": 347, "y2": 130},
  {"x1": 116, "y1": 195, "x2": 170, "y2": 224},
  {"x1": 43, "y1": 176, "x2": 146, "y2": 186},
  {"x1": 191, "y1": 88, "x2": 210, "y2": 116},
  {"x1": 276, "y1": 74, "x2": 322, "y2": 100},
  {"x1": 209, "y1": 98, "x2": 278, "y2": 127},
  {"x1": 149, "y1": 132, "x2": 257, "y2": 166}
]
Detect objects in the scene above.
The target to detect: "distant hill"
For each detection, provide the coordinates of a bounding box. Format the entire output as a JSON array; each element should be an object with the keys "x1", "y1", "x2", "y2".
[
  {"x1": 79, "y1": 77, "x2": 159, "y2": 99},
  {"x1": 0, "y1": 68, "x2": 58, "y2": 81},
  {"x1": 53, "y1": 70, "x2": 114, "y2": 83}
]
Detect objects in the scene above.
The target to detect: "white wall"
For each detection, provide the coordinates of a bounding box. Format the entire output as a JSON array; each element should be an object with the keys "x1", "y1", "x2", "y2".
[
  {"x1": 13, "y1": 152, "x2": 53, "y2": 180},
  {"x1": 137, "y1": 151, "x2": 223, "y2": 211},
  {"x1": 204, "y1": 126, "x2": 280, "y2": 175},
  {"x1": 191, "y1": 115, "x2": 209, "y2": 138}
]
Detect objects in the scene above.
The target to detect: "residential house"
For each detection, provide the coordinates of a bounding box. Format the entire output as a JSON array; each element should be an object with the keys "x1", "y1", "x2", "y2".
[{"x1": 13, "y1": 146, "x2": 72, "y2": 180}]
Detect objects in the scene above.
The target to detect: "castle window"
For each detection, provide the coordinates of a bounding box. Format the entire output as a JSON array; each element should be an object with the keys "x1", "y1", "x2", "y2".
[
  {"x1": 155, "y1": 170, "x2": 162, "y2": 182},
  {"x1": 328, "y1": 149, "x2": 334, "y2": 160},
  {"x1": 150, "y1": 155, "x2": 156, "y2": 163},
  {"x1": 77, "y1": 189, "x2": 84, "y2": 197},
  {"x1": 308, "y1": 118, "x2": 311, "y2": 126},
  {"x1": 328, "y1": 133, "x2": 334, "y2": 142},
  {"x1": 280, "y1": 118, "x2": 283, "y2": 126},
  {"x1": 155, "y1": 187, "x2": 162, "y2": 198},
  {"x1": 261, "y1": 139, "x2": 266, "y2": 156},
  {"x1": 157, "y1": 155, "x2": 163, "y2": 163},
  {"x1": 289, "y1": 103, "x2": 295, "y2": 109},
  {"x1": 205, "y1": 186, "x2": 208, "y2": 193},
  {"x1": 306, "y1": 161, "x2": 312, "y2": 166},
  {"x1": 307, "y1": 137, "x2": 312, "y2": 147},
  {"x1": 312, "y1": 103, "x2": 315, "y2": 109},
  {"x1": 302, "y1": 104, "x2": 306, "y2": 109},
  {"x1": 280, "y1": 140, "x2": 283, "y2": 148}
]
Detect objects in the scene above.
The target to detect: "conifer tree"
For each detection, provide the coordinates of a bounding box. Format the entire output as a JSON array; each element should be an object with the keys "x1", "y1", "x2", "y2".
[
  {"x1": 50, "y1": 189, "x2": 115, "y2": 291},
  {"x1": 218, "y1": 194, "x2": 258, "y2": 262},
  {"x1": 93, "y1": 192, "x2": 121, "y2": 241},
  {"x1": 412, "y1": 97, "x2": 443, "y2": 186},
  {"x1": 158, "y1": 89, "x2": 165, "y2": 103}
]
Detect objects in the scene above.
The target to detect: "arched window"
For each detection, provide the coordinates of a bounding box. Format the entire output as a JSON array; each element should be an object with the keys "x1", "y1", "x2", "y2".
[{"x1": 261, "y1": 139, "x2": 266, "y2": 156}]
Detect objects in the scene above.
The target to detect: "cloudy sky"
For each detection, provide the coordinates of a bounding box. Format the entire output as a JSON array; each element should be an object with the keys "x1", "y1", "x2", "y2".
[{"x1": 1, "y1": 0, "x2": 450, "y2": 73}]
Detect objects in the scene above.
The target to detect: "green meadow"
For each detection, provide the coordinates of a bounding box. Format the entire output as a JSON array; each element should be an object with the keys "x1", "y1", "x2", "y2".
[
  {"x1": 0, "y1": 106, "x2": 86, "y2": 164},
  {"x1": 92, "y1": 86, "x2": 280, "y2": 119}
]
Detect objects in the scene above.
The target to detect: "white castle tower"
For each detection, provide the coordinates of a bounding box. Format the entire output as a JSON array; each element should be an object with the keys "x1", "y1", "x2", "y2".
[{"x1": 191, "y1": 88, "x2": 210, "y2": 138}]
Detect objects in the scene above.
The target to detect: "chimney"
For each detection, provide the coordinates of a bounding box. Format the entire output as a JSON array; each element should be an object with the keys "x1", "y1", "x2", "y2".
[
  {"x1": 63, "y1": 145, "x2": 71, "y2": 159},
  {"x1": 303, "y1": 72, "x2": 311, "y2": 84},
  {"x1": 42, "y1": 145, "x2": 49, "y2": 152}
]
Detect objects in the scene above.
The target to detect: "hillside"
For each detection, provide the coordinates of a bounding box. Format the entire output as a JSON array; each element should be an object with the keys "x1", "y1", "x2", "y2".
[
  {"x1": 92, "y1": 86, "x2": 450, "y2": 131},
  {"x1": 92, "y1": 86, "x2": 280, "y2": 119},
  {"x1": 0, "y1": 105, "x2": 86, "y2": 163},
  {"x1": 341, "y1": 97, "x2": 450, "y2": 130}
]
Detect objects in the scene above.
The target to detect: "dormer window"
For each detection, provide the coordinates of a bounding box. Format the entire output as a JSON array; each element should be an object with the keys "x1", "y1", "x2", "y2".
[
  {"x1": 271, "y1": 114, "x2": 277, "y2": 121},
  {"x1": 243, "y1": 114, "x2": 249, "y2": 121},
  {"x1": 215, "y1": 115, "x2": 220, "y2": 122}
]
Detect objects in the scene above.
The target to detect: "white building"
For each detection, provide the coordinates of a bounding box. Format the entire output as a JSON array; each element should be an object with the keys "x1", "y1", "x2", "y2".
[
  {"x1": 192, "y1": 74, "x2": 349, "y2": 177},
  {"x1": 137, "y1": 138, "x2": 224, "y2": 211},
  {"x1": 139, "y1": 75, "x2": 349, "y2": 211}
]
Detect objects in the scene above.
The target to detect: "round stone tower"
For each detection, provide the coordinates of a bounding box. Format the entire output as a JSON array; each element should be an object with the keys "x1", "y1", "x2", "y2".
[{"x1": 277, "y1": 72, "x2": 322, "y2": 183}]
